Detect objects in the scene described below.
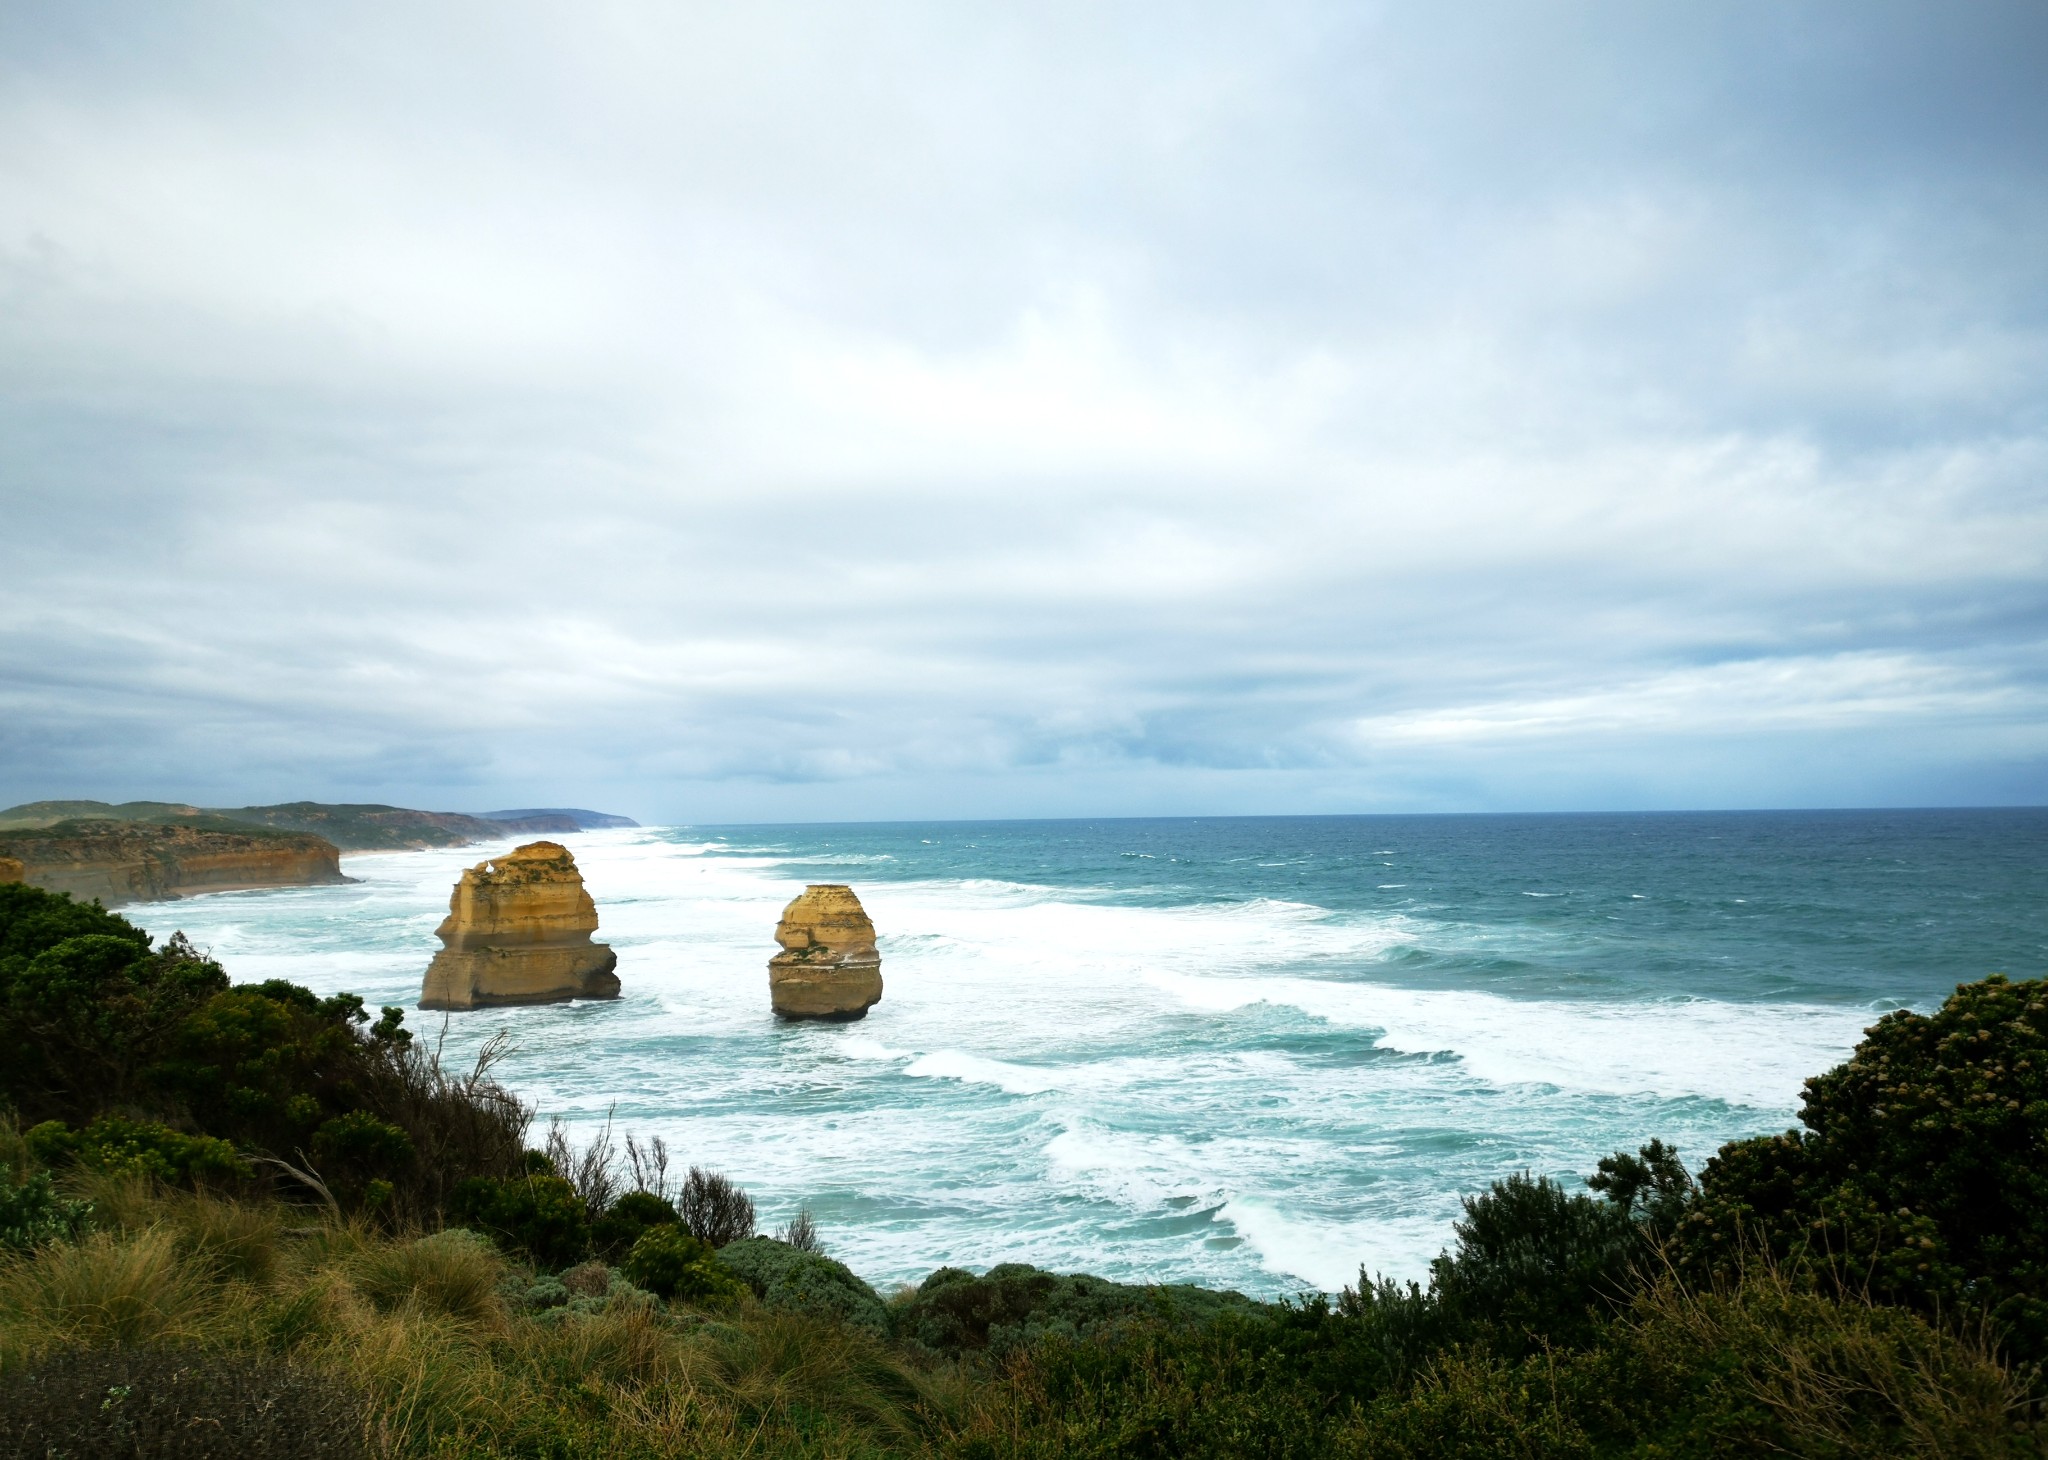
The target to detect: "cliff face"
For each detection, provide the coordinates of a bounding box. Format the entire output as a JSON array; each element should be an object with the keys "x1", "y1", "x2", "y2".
[
  {"x1": 0, "y1": 820, "x2": 347, "y2": 907},
  {"x1": 0, "y1": 856, "x2": 23, "y2": 885},
  {"x1": 0, "y1": 799, "x2": 631, "y2": 851},
  {"x1": 768, "y1": 884, "x2": 884, "y2": 1021},
  {"x1": 419, "y1": 841, "x2": 620, "y2": 1010}
]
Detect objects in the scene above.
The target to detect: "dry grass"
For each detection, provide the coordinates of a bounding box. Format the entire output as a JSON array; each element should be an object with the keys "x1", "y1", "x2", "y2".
[
  {"x1": 1628, "y1": 1265, "x2": 2036, "y2": 1458},
  {"x1": 350, "y1": 1228, "x2": 505, "y2": 1325},
  {"x1": 0, "y1": 1227, "x2": 223, "y2": 1353},
  {"x1": 0, "y1": 1178, "x2": 964, "y2": 1458}
]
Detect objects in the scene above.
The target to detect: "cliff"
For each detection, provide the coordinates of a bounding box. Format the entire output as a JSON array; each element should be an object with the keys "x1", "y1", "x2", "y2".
[
  {"x1": 768, "y1": 884, "x2": 884, "y2": 1021},
  {"x1": 481, "y1": 808, "x2": 640, "y2": 830},
  {"x1": 0, "y1": 819, "x2": 347, "y2": 907},
  {"x1": 0, "y1": 799, "x2": 634, "y2": 851},
  {"x1": 0, "y1": 856, "x2": 23, "y2": 884},
  {"x1": 419, "y1": 841, "x2": 620, "y2": 1010}
]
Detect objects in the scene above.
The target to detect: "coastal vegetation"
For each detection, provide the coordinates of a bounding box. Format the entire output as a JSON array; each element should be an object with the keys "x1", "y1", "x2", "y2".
[
  {"x1": 0, "y1": 800, "x2": 619, "y2": 852},
  {"x1": 1, "y1": 879, "x2": 2043, "y2": 1456}
]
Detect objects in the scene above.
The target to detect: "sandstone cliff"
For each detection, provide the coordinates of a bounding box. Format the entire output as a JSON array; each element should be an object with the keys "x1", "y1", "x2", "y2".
[
  {"x1": 419, "y1": 841, "x2": 620, "y2": 1011},
  {"x1": 0, "y1": 799, "x2": 635, "y2": 851},
  {"x1": 769, "y1": 884, "x2": 883, "y2": 1021},
  {"x1": 0, "y1": 820, "x2": 348, "y2": 907}
]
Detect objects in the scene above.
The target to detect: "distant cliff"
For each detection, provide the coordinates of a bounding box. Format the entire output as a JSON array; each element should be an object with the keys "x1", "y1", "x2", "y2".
[
  {"x1": 480, "y1": 808, "x2": 640, "y2": 830},
  {"x1": 0, "y1": 819, "x2": 347, "y2": 906},
  {"x1": 0, "y1": 799, "x2": 637, "y2": 851}
]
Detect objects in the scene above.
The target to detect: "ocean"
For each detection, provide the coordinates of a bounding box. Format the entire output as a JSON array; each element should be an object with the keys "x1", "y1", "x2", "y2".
[{"x1": 124, "y1": 810, "x2": 2048, "y2": 1298}]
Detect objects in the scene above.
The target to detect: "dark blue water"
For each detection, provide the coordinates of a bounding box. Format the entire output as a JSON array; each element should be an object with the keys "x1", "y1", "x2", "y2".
[{"x1": 725, "y1": 809, "x2": 2048, "y2": 1006}]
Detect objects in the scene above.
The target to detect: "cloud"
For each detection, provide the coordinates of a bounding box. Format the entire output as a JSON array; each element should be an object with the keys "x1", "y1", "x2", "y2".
[{"x1": 1, "y1": 0, "x2": 2044, "y2": 818}]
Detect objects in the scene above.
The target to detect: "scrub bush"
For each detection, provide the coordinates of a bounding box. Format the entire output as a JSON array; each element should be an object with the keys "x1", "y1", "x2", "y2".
[
  {"x1": 448, "y1": 1173, "x2": 589, "y2": 1269},
  {"x1": 679, "y1": 1165, "x2": 756, "y2": 1246},
  {"x1": 717, "y1": 1235, "x2": 889, "y2": 1333},
  {"x1": 625, "y1": 1224, "x2": 747, "y2": 1306},
  {"x1": 1677, "y1": 973, "x2": 2048, "y2": 1363},
  {"x1": 895, "y1": 1262, "x2": 1267, "y2": 1356},
  {"x1": 1426, "y1": 1170, "x2": 1639, "y2": 1357},
  {"x1": 26, "y1": 1115, "x2": 246, "y2": 1185},
  {"x1": 592, "y1": 1186, "x2": 680, "y2": 1258},
  {"x1": 0, "y1": 884, "x2": 529, "y2": 1225},
  {"x1": 0, "y1": 1168, "x2": 90, "y2": 1253}
]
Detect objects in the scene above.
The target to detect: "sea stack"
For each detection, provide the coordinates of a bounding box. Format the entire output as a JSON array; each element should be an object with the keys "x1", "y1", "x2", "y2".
[
  {"x1": 419, "y1": 841, "x2": 620, "y2": 1011},
  {"x1": 769, "y1": 884, "x2": 883, "y2": 1021}
]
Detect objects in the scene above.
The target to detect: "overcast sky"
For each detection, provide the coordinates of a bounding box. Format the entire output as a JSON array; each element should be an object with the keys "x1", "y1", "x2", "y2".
[{"x1": 2, "y1": 2, "x2": 2044, "y2": 823}]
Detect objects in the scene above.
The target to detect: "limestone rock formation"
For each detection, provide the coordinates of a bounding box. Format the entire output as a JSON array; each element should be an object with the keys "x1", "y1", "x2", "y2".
[
  {"x1": 0, "y1": 856, "x2": 23, "y2": 885},
  {"x1": 419, "y1": 842, "x2": 620, "y2": 1011},
  {"x1": 0, "y1": 820, "x2": 346, "y2": 906},
  {"x1": 768, "y1": 884, "x2": 883, "y2": 1021}
]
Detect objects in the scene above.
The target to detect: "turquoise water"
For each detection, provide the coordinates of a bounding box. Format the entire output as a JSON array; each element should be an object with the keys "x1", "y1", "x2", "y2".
[{"x1": 126, "y1": 811, "x2": 2048, "y2": 1297}]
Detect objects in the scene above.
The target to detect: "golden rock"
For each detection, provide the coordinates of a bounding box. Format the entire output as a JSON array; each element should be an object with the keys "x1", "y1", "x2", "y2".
[
  {"x1": 769, "y1": 883, "x2": 883, "y2": 1021},
  {"x1": 419, "y1": 841, "x2": 620, "y2": 1010}
]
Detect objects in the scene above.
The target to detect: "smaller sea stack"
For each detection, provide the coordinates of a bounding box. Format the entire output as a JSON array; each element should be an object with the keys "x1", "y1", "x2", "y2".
[
  {"x1": 769, "y1": 884, "x2": 883, "y2": 1021},
  {"x1": 419, "y1": 841, "x2": 620, "y2": 1011}
]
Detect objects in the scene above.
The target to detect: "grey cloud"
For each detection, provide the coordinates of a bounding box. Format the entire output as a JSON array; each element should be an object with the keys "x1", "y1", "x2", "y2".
[{"x1": 1, "y1": 1, "x2": 2044, "y2": 819}]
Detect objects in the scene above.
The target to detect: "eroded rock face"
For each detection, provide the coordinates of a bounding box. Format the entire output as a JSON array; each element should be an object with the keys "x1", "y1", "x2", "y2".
[
  {"x1": 419, "y1": 841, "x2": 620, "y2": 1010},
  {"x1": 769, "y1": 884, "x2": 883, "y2": 1021},
  {"x1": 0, "y1": 821, "x2": 346, "y2": 906}
]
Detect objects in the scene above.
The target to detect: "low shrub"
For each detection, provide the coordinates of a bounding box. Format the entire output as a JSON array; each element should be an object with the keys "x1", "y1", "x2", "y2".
[
  {"x1": 0, "y1": 1347, "x2": 367, "y2": 1460},
  {"x1": 895, "y1": 1261, "x2": 1268, "y2": 1356},
  {"x1": 26, "y1": 1115, "x2": 245, "y2": 1186},
  {"x1": 717, "y1": 1235, "x2": 890, "y2": 1333},
  {"x1": 1426, "y1": 1169, "x2": 1640, "y2": 1357},
  {"x1": 625, "y1": 1224, "x2": 748, "y2": 1307},
  {"x1": 0, "y1": 1168, "x2": 90, "y2": 1253},
  {"x1": 591, "y1": 1187, "x2": 679, "y2": 1258},
  {"x1": 448, "y1": 1172, "x2": 589, "y2": 1269}
]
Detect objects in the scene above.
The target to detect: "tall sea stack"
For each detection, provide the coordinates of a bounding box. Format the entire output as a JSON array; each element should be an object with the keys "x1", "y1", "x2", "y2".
[
  {"x1": 419, "y1": 841, "x2": 620, "y2": 1010},
  {"x1": 769, "y1": 884, "x2": 883, "y2": 1021}
]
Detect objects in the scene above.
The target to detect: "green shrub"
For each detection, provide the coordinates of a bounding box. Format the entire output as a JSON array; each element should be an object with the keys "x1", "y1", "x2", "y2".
[
  {"x1": 449, "y1": 1173, "x2": 590, "y2": 1269},
  {"x1": 717, "y1": 1235, "x2": 889, "y2": 1334},
  {"x1": 0, "y1": 1168, "x2": 91, "y2": 1252},
  {"x1": 625, "y1": 1224, "x2": 747, "y2": 1307},
  {"x1": 0, "y1": 929, "x2": 225, "y2": 1124},
  {"x1": 591, "y1": 1187, "x2": 679, "y2": 1259},
  {"x1": 1676, "y1": 974, "x2": 2048, "y2": 1363},
  {"x1": 1427, "y1": 1170, "x2": 1640, "y2": 1357},
  {"x1": 0, "y1": 880, "x2": 151, "y2": 966},
  {"x1": 27, "y1": 1116, "x2": 246, "y2": 1185},
  {"x1": 894, "y1": 1261, "x2": 1270, "y2": 1357}
]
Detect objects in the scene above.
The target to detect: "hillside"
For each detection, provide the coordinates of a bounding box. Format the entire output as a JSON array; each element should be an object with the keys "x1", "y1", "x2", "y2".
[{"x1": 0, "y1": 799, "x2": 635, "y2": 850}]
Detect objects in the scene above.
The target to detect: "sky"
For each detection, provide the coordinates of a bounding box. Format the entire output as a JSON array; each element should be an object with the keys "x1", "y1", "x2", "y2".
[{"x1": 2, "y1": 1, "x2": 2045, "y2": 824}]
